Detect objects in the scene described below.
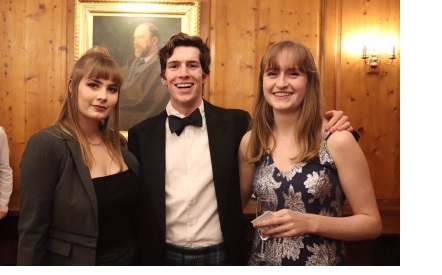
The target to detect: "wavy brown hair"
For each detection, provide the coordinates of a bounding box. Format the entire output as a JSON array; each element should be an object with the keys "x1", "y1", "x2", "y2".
[
  {"x1": 158, "y1": 32, "x2": 211, "y2": 78},
  {"x1": 56, "y1": 46, "x2": 126, "y2": 169},
  {"x1": 247, "y1": 40, "x2": 324, "y2": 164}
]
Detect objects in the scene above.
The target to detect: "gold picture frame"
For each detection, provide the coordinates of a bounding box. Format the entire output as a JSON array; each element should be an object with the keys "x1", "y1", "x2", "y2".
[
  {"x1": 74, "y1": 0, "x2": 201, "y2": 139},
  {"x1": 74, "y1": 0, "x2": 201, "y2": 61}
]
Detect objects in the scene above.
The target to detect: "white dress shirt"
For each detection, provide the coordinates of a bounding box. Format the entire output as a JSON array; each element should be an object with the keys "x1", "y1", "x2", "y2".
[
  {"x1": 164, "y1": 101, "x2": 223, "y2": 247},
  {"x1": 0, "y1": 126, "x2": 13, "y2": 206}
]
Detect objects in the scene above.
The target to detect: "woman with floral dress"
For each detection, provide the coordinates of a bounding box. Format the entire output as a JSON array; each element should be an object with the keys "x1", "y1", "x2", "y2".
[{"x1": 238, "y1": 40, "x2": 382, "y2": 265}]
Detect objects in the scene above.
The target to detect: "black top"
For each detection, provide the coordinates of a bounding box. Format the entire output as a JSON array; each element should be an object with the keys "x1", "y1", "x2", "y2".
[{"x1": 93, "y1": 169, "x2": 141, "y2": 250}]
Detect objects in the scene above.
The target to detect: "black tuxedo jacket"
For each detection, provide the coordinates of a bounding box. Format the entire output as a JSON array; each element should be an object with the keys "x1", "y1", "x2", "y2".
[{"x1": 128, "y1": 100, "x2": 251, "y2": 265}]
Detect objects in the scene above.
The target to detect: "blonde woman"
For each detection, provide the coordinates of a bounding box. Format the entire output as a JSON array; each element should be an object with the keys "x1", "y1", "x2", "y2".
[
  {"x1": 239, "y1": 40, "x2": 381, "y2": 265},
  {"x1": 18, "y1": 46, "x2": 141, "y2": 265}
]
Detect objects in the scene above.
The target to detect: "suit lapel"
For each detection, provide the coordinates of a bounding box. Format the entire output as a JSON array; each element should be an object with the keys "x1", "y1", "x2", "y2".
[
  {"x1": 66, "y1": 140, "x2": 99, "y2": 220},
  {"x1": 133, "y1": 56, "x2": 158, "y2": 82},
  {"x1": 138, "y1": 114, "x2": 167, "y2": 231},
  {"x1": 204, "y1": 101, "x2": 236, "y2": 218},
  {"x1": 122, "y1": 147, "x2": 140, "y2": 178}
]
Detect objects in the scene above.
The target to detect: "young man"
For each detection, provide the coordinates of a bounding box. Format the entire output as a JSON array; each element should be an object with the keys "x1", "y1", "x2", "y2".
[{"x1": 128, "y1": 32, "x2": 352, "y2": 265}]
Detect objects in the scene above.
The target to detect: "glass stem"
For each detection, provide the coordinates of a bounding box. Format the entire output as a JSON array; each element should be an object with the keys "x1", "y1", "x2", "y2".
[{"x1": 261, "y1": 240, "x2": 264, "y2": 254}]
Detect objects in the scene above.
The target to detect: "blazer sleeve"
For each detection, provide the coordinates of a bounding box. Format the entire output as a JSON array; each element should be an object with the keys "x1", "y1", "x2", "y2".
[
  {"x1": 235, "y1": 109, "x2": 251, "y2": 135},
  {"x1": 17, "y1": 130, "x2": 68, "y2": 265}
]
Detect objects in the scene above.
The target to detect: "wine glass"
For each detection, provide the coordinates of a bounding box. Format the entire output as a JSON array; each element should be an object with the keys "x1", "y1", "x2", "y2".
[{"x1": 252, "y1": 197, "x2": 277, "y2": 262}]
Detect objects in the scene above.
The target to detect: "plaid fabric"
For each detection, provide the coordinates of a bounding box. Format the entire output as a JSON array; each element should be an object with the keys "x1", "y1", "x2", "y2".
[{"x1": 165, "y1": 242, "x2": 228, "y2": 266}]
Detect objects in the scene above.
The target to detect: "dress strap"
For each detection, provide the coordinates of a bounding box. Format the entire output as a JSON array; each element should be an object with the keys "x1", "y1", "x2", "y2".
[
  {"x1": 324, "y1": 130, "x2": 360, "y2": 141},
  {"x1": 323, "y1": 131, "x2": 332, "y2": 141}
]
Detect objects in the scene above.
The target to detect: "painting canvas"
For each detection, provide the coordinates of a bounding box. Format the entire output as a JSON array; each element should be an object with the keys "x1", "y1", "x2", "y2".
[
  {"x1": 74, "y1": 0, "x2": 201, "y2": 135},
  {"x1": 92, "y1": 16, "x2": 182, "y2": 67}
]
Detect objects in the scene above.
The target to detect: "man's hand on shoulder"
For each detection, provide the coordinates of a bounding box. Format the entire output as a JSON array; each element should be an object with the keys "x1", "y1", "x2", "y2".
[
  {"x1": 324, "y1": 110, "x2": 352, "y2": 133},
  {"x1": 324, "y1": 110, "x2": 359, "y2": 141}
]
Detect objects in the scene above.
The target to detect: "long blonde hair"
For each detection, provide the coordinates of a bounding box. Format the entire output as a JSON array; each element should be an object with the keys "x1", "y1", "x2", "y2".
[
  {"x1": 247, "y1": 40, "x2": 324, "y2": 164},
  {"x1": 56, "y1": 46, "x2": 126, "y2": 169}
]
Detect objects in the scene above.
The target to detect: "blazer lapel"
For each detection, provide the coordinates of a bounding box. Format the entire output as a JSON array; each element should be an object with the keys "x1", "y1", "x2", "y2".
[
  {"x1": 204, "y1": 100, "x2": 236, "y2": 217},
  {"x1": 66, "y1": 140, "x2": 99, "y2": 220},
  {"x1": 133, "y1": 55, "x2": 158, "y2": 82},
  {"x1": 122, "y1": 147, "x2": 140, "y2": 178},
  {"x1": 138, "y1": 113, "x2": 167, "y2": 232}
]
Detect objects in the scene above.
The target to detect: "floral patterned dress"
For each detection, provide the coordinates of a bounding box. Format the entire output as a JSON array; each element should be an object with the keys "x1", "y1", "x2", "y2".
[{"x1": 248, "y1": 133, "x2": 347, "y2": 266}]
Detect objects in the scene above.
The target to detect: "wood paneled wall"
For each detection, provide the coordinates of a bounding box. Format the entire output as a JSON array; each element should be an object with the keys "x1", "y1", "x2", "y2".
[
  {"x1": 0, "y1": 0, "x2": 69, "y2": 191},
  {"x1": 0, "y1": 0, "x2": 399, "y2": 233}
]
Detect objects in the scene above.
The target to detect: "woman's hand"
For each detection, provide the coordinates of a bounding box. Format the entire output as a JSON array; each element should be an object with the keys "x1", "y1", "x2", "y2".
[{"x1": 252, "y1": 209, "x2": 311, "y2": 238}]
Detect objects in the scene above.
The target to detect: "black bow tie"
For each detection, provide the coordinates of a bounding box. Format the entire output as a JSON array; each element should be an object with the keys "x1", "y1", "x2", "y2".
[{"x1": 168, "y1": 108, "x2": 203, "y2": 136}]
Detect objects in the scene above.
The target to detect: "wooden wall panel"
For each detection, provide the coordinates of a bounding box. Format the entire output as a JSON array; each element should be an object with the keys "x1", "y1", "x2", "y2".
[
  {"x1": 340, "y1": 0, "x2": 400, "y2": 201},
  {"x1": 0, "y1": 0, "x2": 27, "y2": 193},
  {"x1": 321, "y1": 0, "x2": 339, "y2": 111},
  {"x1": 23, "y1": 1, "x2": 68, "y2": 143},
  {"x1": 209, "y1": 0, "x2": 322, "y2": 114},
  {"x1": 0, "y1": 0, "x2": 68, "y2": 192},
  {"x1": 208, "y1": 0, "x2": 258, "y2": 111},
  {"x1": 6, "y1": 0, "x2": 68, "y2": 192}
]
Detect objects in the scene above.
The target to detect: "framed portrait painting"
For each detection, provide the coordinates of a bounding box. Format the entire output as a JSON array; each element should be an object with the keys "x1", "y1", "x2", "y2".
[{"x1": 74, "y1": 0, "x2": 201, "y2": 136}]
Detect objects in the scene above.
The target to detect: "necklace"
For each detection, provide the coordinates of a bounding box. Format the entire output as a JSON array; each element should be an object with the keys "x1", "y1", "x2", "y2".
[
  {"x1": 88, "y1": 140, "x2": 102, "y2": 146},
  {"x1": 86, "y1": 134, "x2": 103, "y2": 146}
]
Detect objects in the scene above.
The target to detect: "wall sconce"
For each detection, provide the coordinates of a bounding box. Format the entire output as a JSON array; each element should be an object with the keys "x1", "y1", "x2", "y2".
[{"x1": 362, "y1": 45, "x2": 396, "y2": 73}]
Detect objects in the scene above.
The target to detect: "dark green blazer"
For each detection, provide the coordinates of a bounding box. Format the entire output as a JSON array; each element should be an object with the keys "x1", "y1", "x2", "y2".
[{"x1": 17, "y1": 125, "x2": 140, "y2": 265}]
